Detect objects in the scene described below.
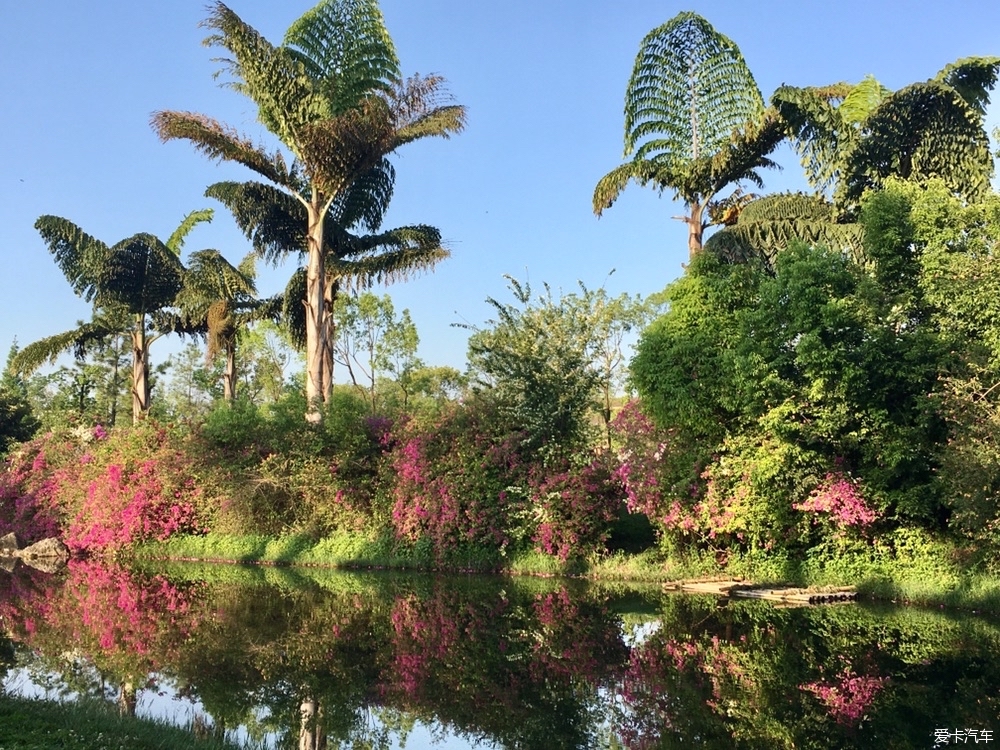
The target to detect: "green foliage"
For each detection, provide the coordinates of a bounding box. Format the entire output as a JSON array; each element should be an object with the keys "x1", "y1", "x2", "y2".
[
  {"x1": 466, "y1": 277, "x2": 602, "y2": 458},
  {"x1": 332, "y1": 291, "x2": 420, "y2": 411},
  {"x1": 0, "y1": 343, "x2": 39, "y2": 453},
  {"x1": 632, "y1": 214, "x2": 950, "y2": 552},
  {"x1": 595, "y1": 12, "x2": 785, "y2": 256},
  {"x1": 0, "y1": 694, "x2": 243, "y2": 750},
  {"x1": 773, "y1": 57, "x2": 1000, "y2": 214}
]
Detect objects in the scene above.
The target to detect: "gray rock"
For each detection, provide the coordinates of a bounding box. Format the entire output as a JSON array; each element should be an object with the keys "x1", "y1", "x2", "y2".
[
  {"x1": 14, "y1": 537, "x2": 69, "y2": 560},
  {"x1": 0, "y1": 532, "x2": 19, "y2": 556}
]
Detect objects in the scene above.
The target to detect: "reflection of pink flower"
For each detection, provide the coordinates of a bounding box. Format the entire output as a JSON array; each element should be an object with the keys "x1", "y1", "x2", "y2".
[{"x1": 802, "y1": 667, "x2": 885, "y2": 725}]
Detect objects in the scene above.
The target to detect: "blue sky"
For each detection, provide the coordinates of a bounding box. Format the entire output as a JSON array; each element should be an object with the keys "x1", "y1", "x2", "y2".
[{"x1": 2, "y1": 0, "x2": 999, "y2": 377}]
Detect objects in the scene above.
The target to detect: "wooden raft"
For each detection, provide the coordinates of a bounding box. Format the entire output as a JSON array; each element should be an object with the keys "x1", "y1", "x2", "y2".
[{"x1": 667, "y1": 579, "x2": 858, "y2": 606}]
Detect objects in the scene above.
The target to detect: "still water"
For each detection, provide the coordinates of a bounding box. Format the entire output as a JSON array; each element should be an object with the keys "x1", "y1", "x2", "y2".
[{"x1": 0, "y1": 559, "x2": 997, "y2": 749}]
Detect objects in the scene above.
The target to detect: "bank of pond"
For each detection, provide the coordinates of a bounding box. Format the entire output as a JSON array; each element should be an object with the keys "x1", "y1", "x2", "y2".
[{"x1": 1, "y1": 557, "x2": 998, "y2": 749}]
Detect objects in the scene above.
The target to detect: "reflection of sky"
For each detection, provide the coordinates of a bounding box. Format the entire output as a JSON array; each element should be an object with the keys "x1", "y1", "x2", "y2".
[
  {"x1": 621, "y1": 619, "x2": 660, "y2": 649},
  {"x1": 3, "y1": 666, "x2": 499, "y2": 750}
]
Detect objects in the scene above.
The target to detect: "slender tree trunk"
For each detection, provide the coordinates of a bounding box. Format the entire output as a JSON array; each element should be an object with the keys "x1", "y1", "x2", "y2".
[
  {"x1": 321, "y1": 276, "x2": 340, "y2": 403},
  {"x1": 223, "y1": 341, "x2": 237, "y2": 403},
  {"x1": 304, "y1": 200, "x2": 328, "y2": 423},
  {"x1": 118, "y1": 680, "x2": 137, "y2": 717},
  {"x1": 131, "y1": 321, "x2": 150, "y2": 424},
  {"x1": 687, "y1": 202, "x2": 705, "y2": 260},
  {"x1": 299, "y1": 696, "x2": 326, "y2": 750}
]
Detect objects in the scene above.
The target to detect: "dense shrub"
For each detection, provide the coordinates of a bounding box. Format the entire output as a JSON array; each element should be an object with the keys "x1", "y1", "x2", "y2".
[{"x1": 387, "y1": 397, "x2": 526, "y2": 559}]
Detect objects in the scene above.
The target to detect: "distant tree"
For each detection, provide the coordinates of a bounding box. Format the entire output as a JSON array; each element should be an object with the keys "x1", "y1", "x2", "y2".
[
  {"x1": 332, "y1": 292, "x2": 419, "y2": 412},
  {"x1": 593, "y1": 12, "x2": 785, "y2": 259},
  {"x1": 152, "y1": 0, "x2": 465, "y2": 422},
  {"x1": 773, "y1": 58, "x2": 1000, "y2": 214},
  {"x1": 13, "y1": 211, "x2": 211, "y2": 423},
  {"x1": 0, "y1": 343, "x2": 39, "y2": 453}
]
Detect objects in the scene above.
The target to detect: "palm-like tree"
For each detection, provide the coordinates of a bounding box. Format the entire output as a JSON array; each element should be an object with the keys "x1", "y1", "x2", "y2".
[
  {"x1": 13, "y1": 211, "x2": 211, "y2": 423},
  {"x1": 773, "y1": 57, "x2": 1000, "y2": 215},
  {"x1": 593, "y1": 12, "x2": 785, "y2": 260},
  {"x1": 172, "y1": 249, "x2": 279, "y2": 403},
  {"x1": 205, "y1": 166, "x2": 448, "y2": 393},
  {"x1": 152, "y1": 0, "x2": 465, "y2": 422}
]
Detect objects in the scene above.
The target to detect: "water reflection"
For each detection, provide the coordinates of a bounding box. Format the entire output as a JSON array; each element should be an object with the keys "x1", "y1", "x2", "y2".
[{"x1": 1, "y1": 559, "x2": 998, "y2": 749}]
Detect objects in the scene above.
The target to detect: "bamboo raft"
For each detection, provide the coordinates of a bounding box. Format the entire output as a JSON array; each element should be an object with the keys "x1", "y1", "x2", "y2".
[{"x1": 664, "y1": 579, "x2": 858, "y2": 606}]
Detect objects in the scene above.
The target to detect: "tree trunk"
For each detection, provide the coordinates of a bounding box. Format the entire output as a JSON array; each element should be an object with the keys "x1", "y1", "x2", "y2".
[
  {"x1": 304, "y1": 200, "x2": 328, "y2": 423},
  {"x1": 687, "y1": 202, "x2": 705, "y2": 260},
  {"x1": 223, "y1": 341, "x2": 237, "y2": 403},
  {"x1": 299, "y1": 696, "x2": 326, "y2": 750},
  {"x1": 131, "y1": 322, "x2": 150, "y2": 425},
  {"x1": 321, "y1": 276, "x2": 340, "y2": 403},
  {"x1": 118, "y1": 680, "x2": 137, "y2": 717}
]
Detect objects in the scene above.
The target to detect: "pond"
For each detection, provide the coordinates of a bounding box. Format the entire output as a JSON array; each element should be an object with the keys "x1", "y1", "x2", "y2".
[{"x1": 0, "y1": 559, "x2": 997, "y2": 749}]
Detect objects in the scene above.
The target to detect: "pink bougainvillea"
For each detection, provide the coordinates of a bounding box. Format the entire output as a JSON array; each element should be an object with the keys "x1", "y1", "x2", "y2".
[
  {"x1": 801, "y1": 667, "x2": 886, "y2": 726},
  {"x1": 531, "y1": 456, "x2": 623, "y2": 561},
  {"x1": 795, "y1": 472, "x2": 877, "y2": 528}
]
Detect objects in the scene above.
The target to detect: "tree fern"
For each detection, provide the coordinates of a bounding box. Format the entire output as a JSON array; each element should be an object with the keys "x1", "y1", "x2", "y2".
[{"x1": 594, "y1": 12, "x2": 783, "y2": 260}]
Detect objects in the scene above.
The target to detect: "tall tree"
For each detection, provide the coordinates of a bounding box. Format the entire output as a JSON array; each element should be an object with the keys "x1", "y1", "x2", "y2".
[
  {"x1": 152, "y1": 0, "x2": 465, "y2": 422},
  {"x1": 0, "y1": 343, "x2": 40, "y2": 453},
  {"x1": 593, "y1": 12, "x2": 785, "y2": 259},
  {"x1": 13, "y1": 211, "x2": 211, "y2": 423},
  {"x1": 773, "y1": 58, "x2": 1000, "y2": 215},
  {"x1": 205, "y1": 171, "x2": 447, "y2": 397}
]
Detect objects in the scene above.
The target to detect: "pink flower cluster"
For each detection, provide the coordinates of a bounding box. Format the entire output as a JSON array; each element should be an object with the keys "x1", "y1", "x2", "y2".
[
  {"x1": 801, "y1": 667, "x2": 886, "y2": 725},
  {"x1": 66, "y1": 460, "x2": 203, "y2": 552},
  {"x1": 532, "y1": 457, "x2": 622, "y2": 561},
  {"x1": 795, "y1": 472, "x2": 877, "y2": 528}
]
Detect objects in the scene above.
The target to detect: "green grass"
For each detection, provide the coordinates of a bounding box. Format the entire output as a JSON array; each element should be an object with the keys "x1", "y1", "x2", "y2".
[
  {"x1": 132, "y1": 530, "x2": 1000, "y2": 616},
  {"x1": 0, "y1": 694, "x2": 242, "y2": 750}
]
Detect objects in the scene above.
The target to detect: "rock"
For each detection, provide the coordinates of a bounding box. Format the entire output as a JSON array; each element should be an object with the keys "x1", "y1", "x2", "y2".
[
  {"x1": 0, "y1": 532, "x2": 19, "y2": 556},
  {"x1": 14, "y1": 537, "x2": 69, "y2": 561}
]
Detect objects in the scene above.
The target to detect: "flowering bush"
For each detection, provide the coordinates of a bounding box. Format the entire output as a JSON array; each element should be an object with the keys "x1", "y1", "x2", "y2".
[
  {"x1": 795, "y1": 472, "x2": 877, "y2": 529},
  {"x1": 801, "y1": 666, "x2": 886, "y2": 726},
  {"x1": 388, "y1": 399, "x2": 525, "y2": 558},
  {"x1": 0, "y1": 421, "x2": 217, "y2": 552},
  {"x1": 531, "y1": 455, "x2": 623, "y2": 561}
]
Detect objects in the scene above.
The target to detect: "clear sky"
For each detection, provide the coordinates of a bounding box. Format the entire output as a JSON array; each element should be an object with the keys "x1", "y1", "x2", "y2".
[{"x1": 2, "y1": 1, "x2": 999, "y2": 377}]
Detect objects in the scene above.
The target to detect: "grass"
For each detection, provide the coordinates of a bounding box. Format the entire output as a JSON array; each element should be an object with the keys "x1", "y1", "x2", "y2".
[
  {"x1": 0, "y1": 694, "x2": 242, "y2": 750},
  {"x1": 132, "y1": 529, "x2": 1000, "y2": 616}
]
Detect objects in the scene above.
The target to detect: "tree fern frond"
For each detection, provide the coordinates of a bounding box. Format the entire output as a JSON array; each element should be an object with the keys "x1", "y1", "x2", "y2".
[
  {"x1": 296, "y1": 99, "x2": 395, "y2": 196},
  {"x1": 282, "y1": 268, "x2": 308, "y2": 349},
  {"x1": 284, "y1": 0, "x2": 400, "y2": 114},
  {"x1": 202, "y1": 2, "x2": 322, "y2": 145},
  {"x1": 101, "y1": 233, "x2": 185, "y2": 315},
  {"x1": 327, "y1": 158, "x2": 395, "y2": 233},
  {"x1": 388, "y1": 74, "x2": 466, "y2": 148},
  {"x1": 840, "y1": 81, "x2": 994, "y2": 208},
  {"x1": 334, "y1": 244, "x2": 448, "y2": 291},
  {"x1": 706, "y1": 193, "x2": 864, "y2": 268},
  {"x1": 166, "y1": 209, "x2": 214, "y2": 255},
  {"x1": 206, "y1": 180, "x2": 306, "y2": 263},
  {"x1": 934, "y1": 56, "x2": 1000, "y2": 116},
  {"x1": 772, "y1": 85, "x2": 849, "y2": 191},
  {"x1": 623, "y1": 12, "x2": 764, "y2": 161},
  {"x1": 34, "y1": 216, "x2": 110, "y2": 302},
  {"x1": 593, "y1": 161, "x2": 660, "y2": 215},
  {"x1": 839, "y1": 75, "x2": 891, "y2": 124},
  {"x1": 11, "y1": 324, "x2": 113, "y2": 375},
  {"x1": 152, "y1": 111, "x2": 300, "y2": 191}
]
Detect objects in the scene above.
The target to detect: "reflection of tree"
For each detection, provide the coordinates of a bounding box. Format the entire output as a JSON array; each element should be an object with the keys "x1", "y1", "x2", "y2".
[
  {"x1": 0, "y1": 560, "x2": 202, "y2": 715},
  {"x1": 4, "y1": 564, "x2": 1000, "y2": 748}
]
